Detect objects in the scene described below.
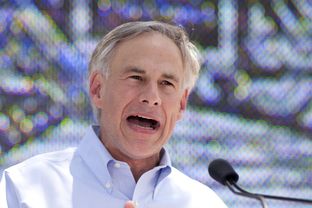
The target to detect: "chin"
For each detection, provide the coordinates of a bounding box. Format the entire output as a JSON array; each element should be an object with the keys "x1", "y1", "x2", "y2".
[{"x1": 126, "y1": 149, "x2": 158, "y2": 160}]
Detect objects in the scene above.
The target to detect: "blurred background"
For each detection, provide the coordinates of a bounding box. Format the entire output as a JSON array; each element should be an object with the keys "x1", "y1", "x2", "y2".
[{"x1": 0, "y1": 0, "x2": 311, "y2": 207}]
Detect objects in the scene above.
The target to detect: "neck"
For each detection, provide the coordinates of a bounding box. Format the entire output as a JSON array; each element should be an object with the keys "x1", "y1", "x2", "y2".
[
  {"x1": 126, "y1": 157, "x2": 160, "y2": 182},
  {"x1": 101, "y1": 141, "x2": 161, "y2": 182}
]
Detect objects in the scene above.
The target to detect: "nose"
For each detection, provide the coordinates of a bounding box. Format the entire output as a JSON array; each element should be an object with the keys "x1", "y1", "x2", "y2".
[{"x1": 139, "y1": 83, "x2": 161, "y2": 106}]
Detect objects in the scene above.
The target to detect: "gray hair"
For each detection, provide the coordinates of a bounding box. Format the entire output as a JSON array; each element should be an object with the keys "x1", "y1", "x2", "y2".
[{"x1": 88, "y1": 21, "x2": 201, "y2": 122}]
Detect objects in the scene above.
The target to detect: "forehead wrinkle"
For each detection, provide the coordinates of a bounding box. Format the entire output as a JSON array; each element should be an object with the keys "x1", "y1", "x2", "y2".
[
  {"x1": 123, "y1": 66, "x2": 179, "y2": 82},
  {"x1": 123, "y1": 66, "x2": 146, "y2": 74},
  {"x1": 121, "y1": 64, "x2": 182, "y2": 87}
]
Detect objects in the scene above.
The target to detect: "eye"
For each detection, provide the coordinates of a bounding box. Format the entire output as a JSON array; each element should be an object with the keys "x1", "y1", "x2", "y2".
[
  {"x1": 129, "y1": 75, "x2": 143, "y2": 81},
  {"x1": 161, "y1": 80, "x2": 174, "y2": 87}
]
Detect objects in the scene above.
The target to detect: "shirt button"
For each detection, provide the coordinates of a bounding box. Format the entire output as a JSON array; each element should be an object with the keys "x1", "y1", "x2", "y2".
[
  {"x1": 114, "y1": 162, "x2": 121, "y2": 168},
  {"x1": 105, "y1": 182, "x2": 112, "y2": 189}
]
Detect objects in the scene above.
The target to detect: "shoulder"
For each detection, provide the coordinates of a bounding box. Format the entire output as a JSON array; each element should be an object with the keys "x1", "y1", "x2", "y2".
[
  {"x1": 1, "y1": 148, "x2": 79, "y2": 206},
  {"x1": 4, "y1": 147, "x2": 77, "y2": 177}
]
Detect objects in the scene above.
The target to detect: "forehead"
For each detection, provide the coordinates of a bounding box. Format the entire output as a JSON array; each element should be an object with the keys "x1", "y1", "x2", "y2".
[{"x1": 109, "y1": 32, "x2": 184, "y2": 77}]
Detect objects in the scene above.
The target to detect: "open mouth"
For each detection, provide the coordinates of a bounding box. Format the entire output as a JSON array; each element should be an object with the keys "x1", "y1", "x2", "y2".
[{"x1": 127, "y1": 115, "x2": 160, "y2": 130}]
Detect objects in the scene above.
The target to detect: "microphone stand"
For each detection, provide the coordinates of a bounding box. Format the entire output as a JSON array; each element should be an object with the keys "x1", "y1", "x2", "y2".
[
  {"x1": 231, "y1": 182, "x2": 312, "y2": 204},
  {"x1": 225, "y1": 181, "x2": 268, "y2": 208},
  {"x1": 208, "y1": 158, "x2": 312, "y2": 207}
]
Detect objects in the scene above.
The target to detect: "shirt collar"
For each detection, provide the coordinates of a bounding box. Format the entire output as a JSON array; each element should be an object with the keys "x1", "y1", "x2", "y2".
[
  {"x1": 158, "y1": 148, "x2": 172, "y2": 167},
  {"x1": 76, "y1": 125, "x2": 172, "y2": 187},
  {"x1": 76, "y1": 125, "x2": 114, "y2": 186}
]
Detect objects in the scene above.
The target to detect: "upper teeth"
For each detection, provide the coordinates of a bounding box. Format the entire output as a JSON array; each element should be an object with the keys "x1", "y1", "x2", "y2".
[{"x1": 137, "y1": 115, "x2": 150, "y2": 120}]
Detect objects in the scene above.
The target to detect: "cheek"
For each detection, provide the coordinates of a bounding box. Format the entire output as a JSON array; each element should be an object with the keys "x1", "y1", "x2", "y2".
[
  {"x1": 164, "y1": 96, "x2": 182, "y2": 113},
  {"x1": 162, "y1": 95, "x2": 185, "y2": 124},
  {"x1": 161, "y1": 114, "x2": 179, "y2": 144},
  {"x1": 101, "y1": 86, "x2": 135, "y2": 116},
  {"x1": 162, "y1": 100, "x2": 182, "y2": 132}
]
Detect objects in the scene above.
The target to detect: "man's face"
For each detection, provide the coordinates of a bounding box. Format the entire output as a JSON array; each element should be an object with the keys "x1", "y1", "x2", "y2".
[{"x1": 90, "y1": 32, "x2": 188, "y2": 162}]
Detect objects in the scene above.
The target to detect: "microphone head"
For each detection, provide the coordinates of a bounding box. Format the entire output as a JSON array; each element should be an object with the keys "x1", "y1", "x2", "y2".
[{"x1": 208, "y1": 158, "x2": 239, "y2": 185}]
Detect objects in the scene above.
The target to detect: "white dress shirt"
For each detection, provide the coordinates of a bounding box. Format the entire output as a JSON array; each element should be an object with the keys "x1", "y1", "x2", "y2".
[{"x1": 0, "y1": 126, "x2": 227, "y2": 208}]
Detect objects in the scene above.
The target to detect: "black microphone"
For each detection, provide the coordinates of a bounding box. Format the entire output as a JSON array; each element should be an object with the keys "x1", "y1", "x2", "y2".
[
  {"x1": 208, "y1": 158, "x2": 312, "y2": 207},
  {"x1": 209, "y1": 158, "x2": 268, "y2": 208},
  {"x1": 208, "y1": 158, "x2": 239, "y2": 185}
]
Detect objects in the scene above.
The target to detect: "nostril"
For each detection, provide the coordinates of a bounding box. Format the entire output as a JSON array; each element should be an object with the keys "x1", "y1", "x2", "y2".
[
  {"x1": 141, "y1": 100, "x2": 159, "y2": 106},
  {"x1": 140, "y1": 98, "x2": 161, "y2": 106}
]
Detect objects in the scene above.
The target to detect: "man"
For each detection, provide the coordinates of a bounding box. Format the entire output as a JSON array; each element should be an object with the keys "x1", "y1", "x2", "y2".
[{"x1": 0, "y1": 21, "x2": 227, "y2": 208}]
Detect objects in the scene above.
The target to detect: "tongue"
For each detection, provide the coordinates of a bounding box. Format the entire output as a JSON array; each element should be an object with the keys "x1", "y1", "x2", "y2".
[{"x1": 128, "y1": 116, "x2": 154, "y2": 129}]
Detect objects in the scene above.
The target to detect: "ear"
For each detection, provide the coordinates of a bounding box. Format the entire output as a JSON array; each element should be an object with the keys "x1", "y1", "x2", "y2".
[
  {"x1": 177, "y1": 89, "x2": 189, "y2": 120},
  {"x1": 89, "y1": 71, "x2": 105, "y2": 108}
]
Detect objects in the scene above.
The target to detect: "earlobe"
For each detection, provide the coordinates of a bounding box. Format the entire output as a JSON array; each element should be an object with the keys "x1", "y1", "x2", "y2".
[{"x1": 89, "y1": 71, "x2": 105, "y2": 107}]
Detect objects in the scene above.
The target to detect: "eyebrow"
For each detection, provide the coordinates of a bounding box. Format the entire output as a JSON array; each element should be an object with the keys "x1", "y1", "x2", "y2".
[
  {"x1": 162, "y1": 73, "x2": 179, "y2": 83},
  {"x1": 124, "y1": 67, "x2": 145, "y2": 74},
  {"x1": 124, "y1": 66, "x2": 180, "y2": 83}
]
